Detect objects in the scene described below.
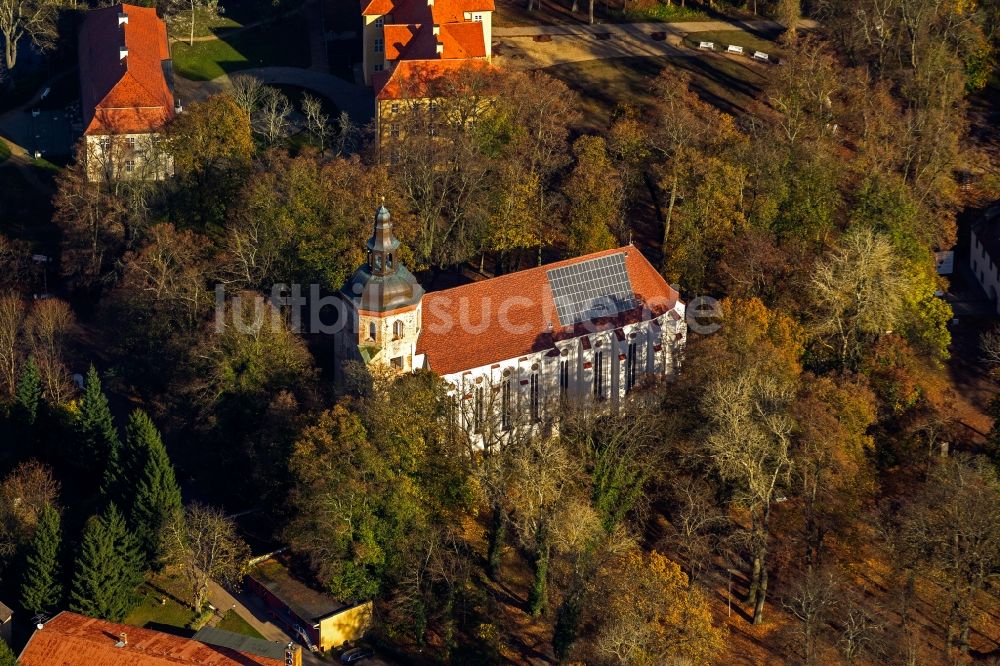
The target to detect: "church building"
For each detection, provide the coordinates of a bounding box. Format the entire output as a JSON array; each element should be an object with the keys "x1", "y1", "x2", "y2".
[{"x1": 336, "y1": 206, "x2": 687, "y2": 439}]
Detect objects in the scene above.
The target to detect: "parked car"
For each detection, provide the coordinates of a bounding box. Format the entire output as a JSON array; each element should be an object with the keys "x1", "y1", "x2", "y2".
[{"x1": 340, "y1": 646, "x2": 375, "y2": 664}]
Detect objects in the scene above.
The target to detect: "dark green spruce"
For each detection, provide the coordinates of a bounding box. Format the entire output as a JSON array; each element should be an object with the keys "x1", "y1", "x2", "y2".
[
  {"x1": 69, "y1": 504, "x2": 144, "y2": 622},
  {"x1": 20, "y1": 504, "x2": 63, "y2": 617}
]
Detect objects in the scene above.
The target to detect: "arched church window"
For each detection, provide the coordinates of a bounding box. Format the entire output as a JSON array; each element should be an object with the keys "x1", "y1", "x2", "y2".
[
  {"x1": 393, "y1": 320, "x2": 404, "y2": 339},
  {"x1": 387, "y1": 254, "x2": 394, "y2": 269},
  {"x1": 369, "y1": 321, "x2": 376, "y2": 340},
  {"x1": 375, "y1": 254, "x2": 382, "y2": 270}
]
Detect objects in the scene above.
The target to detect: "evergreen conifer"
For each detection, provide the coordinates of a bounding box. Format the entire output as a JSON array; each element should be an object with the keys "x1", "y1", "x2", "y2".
[{"x1": 20, "y1": 504, "x2": 63, "y2": 617}]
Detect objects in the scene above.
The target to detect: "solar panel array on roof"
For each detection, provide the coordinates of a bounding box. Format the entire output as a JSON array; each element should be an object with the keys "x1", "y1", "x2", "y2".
[{"x1": 547, "y1": 252, "x2": 638, "y2": 326}]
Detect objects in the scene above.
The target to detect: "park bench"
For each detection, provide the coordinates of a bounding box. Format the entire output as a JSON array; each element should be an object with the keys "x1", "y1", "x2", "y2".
[
  {"x1": 698, "y1": 41, "x2": 714, "y2": 50},
  {"x1": 726, "y1": 44, "x2": 744, "y2": 54},
  {"x1": 753, "y1": 51, "x2": 769, "y2": 61}
]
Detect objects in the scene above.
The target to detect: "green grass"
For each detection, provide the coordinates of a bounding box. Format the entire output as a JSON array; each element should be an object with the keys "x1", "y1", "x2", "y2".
[
  {"x1": 0, "y1": 141, "x2": 9, "y2": 164},
  {"x1": 217, "y1": 610, "x2": 265, "y2": 639},
  {"x1": 618, "y1": 2, "x2": 710, "y2": 22},
  {"x1": 544, "y1": 53, "x2": 767, "y2": 131},
  {"x1": 125, "y1": 575, "x2": 198, "y2": 632},
  {"x1": 682, "y1": 29, "x2": 781, "y2": 56},
  {"x1": 171, "y1": 13, "x2": 310, "y2": 81},
  {"x1": 167, "y1": 7, "x2": 241, "y2": 40}
]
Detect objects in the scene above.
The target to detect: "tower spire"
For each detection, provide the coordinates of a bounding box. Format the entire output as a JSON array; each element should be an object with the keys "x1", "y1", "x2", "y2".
[{"x1": 367, "y1": 203, "x2": 400, "y2": 276}]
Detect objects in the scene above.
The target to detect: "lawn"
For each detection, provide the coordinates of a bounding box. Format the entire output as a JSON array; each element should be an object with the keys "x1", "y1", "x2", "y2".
[
  {"x1": 495, "y1": 0, "x2": 744, "y2": 27},
  {"x1": 124, "y1": 574, "x2": 198, "y2": 634},
  {"x1": 171, "y1": 13, "x2": 311, "y2": 81},
  {"x1": 0, "y1": 141, "x2": 9, "y2": 164},
  {"x1": 217, "y1": 610, "x2": 265, "y2": 639},
  {"x1": 167, "y1": 7, "x2": 241, "y2": 40},
  {"x1": 681, "y1": 28, "x2": 782, "y2": 56},
  {"x1": 544, "y1": 52, "x2": 767, "y2": 131}
]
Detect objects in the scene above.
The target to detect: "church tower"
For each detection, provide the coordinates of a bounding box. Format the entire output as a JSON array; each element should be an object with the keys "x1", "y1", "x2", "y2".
[{"x1": 337, "y1": 204, "x2": 424, "y2": 372}]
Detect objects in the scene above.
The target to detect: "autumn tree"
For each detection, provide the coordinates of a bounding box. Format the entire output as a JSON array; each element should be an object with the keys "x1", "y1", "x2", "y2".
[
  {"x1": 587, "y1": 548, "x2": 724, "y2": 665},
  {"x1": 167, "y1": 94, "x2": 254, "y2": 229},
  {"x1": 562, "y1": 136, "x2": 622, "y2": 256},
  {"x1": 24, "y1": 298, "x2": 75, "y2": 404},
  {"x1": 159, "y1": 503, "x2": 249, "y2": 610}
]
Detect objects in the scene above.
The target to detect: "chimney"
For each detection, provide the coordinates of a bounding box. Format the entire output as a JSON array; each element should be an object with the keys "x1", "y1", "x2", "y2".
[
  {"x1": 432, "y1": 24, "x2": 440, "y2": 35},
  {"x1": 435, "y1": 41, "x2": 443, "y2": 55},
  {"x1": 427, "y1": 0, "x2": 433, "y2": 6},
  {"x1": 115, "y1": 632, "x2": 128, "y2": 648},
  {"x1": 119, "y1": 46, "x2": 128, "y2": 60},
  {"x1": 118, "y1": 11, "x2": 128, "y2": 26}
]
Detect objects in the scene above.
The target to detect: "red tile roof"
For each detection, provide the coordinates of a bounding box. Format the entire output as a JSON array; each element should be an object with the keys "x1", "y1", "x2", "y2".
[
  {"x1": 362, "y1": 0, "x2": 495, "y2": 17},
  {"x1": 383, "y1": 21, "x2": 485, "y2": 61},
  {"x1": 375, "y1": 58, "x2": 490, "y2": 100},
  {"x1": 79, "y1": 3, "x2": 174, "y2": 135},
  {"x1": 18, "y1": 612, "x2": 285, "y2": 666},
  {"x1": 417, "y1": 247, "x2": 681, "y2": 376}
]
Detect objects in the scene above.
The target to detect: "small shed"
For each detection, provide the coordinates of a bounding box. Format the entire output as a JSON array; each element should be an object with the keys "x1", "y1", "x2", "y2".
[
  {"x1": 0, "y1": 601, "x2": 11, "y2": 644},
  {"x1": 246, "y1": 559, "x2": 372, "y2": 652}
]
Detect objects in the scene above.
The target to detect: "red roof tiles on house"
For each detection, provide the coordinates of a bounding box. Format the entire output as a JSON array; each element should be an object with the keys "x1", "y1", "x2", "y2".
[
  {"x1": 79, "y1": 3, "x2": 174, "y2": 135},
  {"x1": 375, "y1": 58, "x2": 491, "y2": 100},
  {"x1": 361, "y1": 0, "x2": 494, "y2": 17},
  {"x1": 18, "y1": 612, "x2": 284, "y2": 666},
  {"x1": 383, "y1": 21, "x2": 485, "y2": 61},
  {"x1": 417, "y1": 247, "x2": 681, "y2": 376}
]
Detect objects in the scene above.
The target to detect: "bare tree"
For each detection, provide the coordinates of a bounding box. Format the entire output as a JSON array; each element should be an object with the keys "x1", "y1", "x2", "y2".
[
  {"x1": 24, "y1": 298, "x2": 75, "y2": 404},
  {"x1": 897, "y1": 455, "x2": 1000, "y2": 654},
  {"x1": 659, "y1": 475, "x2": 729, "y2": 587},
  {"x1": 165, "y1": 0, "x2": 219, "y2": 46},
  {"x1": 704, "y1": 370, "x2": 794, "y2": 625},
  {"x1": 332, "y1": 111, "x2": 358, "y2": 156},
  {"x1": 254, "y1": 86, "x2": 292, "y2": 146},
  {"x1": 229, "y1": 74, "x2": 265, "y2": 122},
  {"x1": 0, "y1": 0, "x2": 58, "y2": 73},
  {"x1": 0, "y1": 460, "x2": 59, "y2": 558},
  {"x1": 0, "y1": 292, "x2": 24, "y2": 397},
  {"x1": 783, "y1": 567, "x2": 839, "y2": 665},
  {"x1": 159, "y1": 503, "x2": 250, "y2": 610},
  {"x1": 301, "y1": 93, "x2": 330, "y2": 153},
  {"x1": 837, "y1": 594, "x2": 886, "y2": 663}
]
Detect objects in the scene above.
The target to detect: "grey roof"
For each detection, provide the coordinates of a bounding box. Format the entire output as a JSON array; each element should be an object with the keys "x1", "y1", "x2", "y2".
[
  {"x1": 193, "y1": 627, "x2": 289, "y2": 660},
  {"x1": 548, "y1": 252, "x2": 637, "y2": 326},
  {"x1": 249, "y1": 560, "x2": 348, "y2": 623},
  {"x1": 340, "y1": 263, "x2": 424, "y2": 313}
]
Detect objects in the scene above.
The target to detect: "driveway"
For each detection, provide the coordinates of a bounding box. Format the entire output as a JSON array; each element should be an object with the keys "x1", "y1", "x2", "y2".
[{"x1": 174, "y1": 66, "x2": 374, "y2": 124}]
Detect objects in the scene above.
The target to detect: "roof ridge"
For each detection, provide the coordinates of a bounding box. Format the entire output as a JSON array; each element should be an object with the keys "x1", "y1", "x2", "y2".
[{"x1": 424, "y1": 246, "x2": 634, "y2": 298}]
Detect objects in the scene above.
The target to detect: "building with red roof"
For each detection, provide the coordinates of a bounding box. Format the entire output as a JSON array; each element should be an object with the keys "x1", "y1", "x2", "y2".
[
  {"x1": 361, "y1": 0, "x2": 494, "y2": 88},
  {"x1": 79, "y1": 3, "x2": 176, "y2": 181},
  {"x1": 18, "y1": 611, "x2": 299, "y2": 666},
  {"x1": 336, "y1": 206, "x2": 687, "y2": 443}
]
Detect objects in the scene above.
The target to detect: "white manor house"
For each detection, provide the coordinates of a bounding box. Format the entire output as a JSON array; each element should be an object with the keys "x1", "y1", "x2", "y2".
[{"x1": 335, "y1": 206, "x2": 688, "y2": 435}]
